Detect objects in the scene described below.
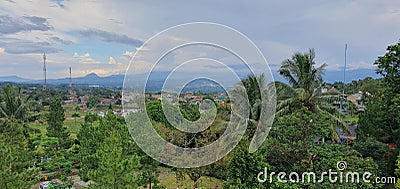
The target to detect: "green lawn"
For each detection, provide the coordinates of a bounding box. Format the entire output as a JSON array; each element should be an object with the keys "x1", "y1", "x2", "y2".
[
  {"x1": 156, "y1": 167, "x2": 223, "y2": 189},
  {"x1": 29, "y1": 108, "x2": 84, "y2": 137}
]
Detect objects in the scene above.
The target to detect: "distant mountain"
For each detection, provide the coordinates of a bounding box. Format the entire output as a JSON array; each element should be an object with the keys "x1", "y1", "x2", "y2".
[
  {"x1": 45, "y1": 73, "x2": 125, "y2": 87},
  {"x1": 0, "y1": 69, "x2": 381, "y2": 89},
  {"x1": 0, "y1": 73, "x2": 125, "y2": 88},
  {"x1": 0, "y1": 75, "x2": 32, "y2": 83}
]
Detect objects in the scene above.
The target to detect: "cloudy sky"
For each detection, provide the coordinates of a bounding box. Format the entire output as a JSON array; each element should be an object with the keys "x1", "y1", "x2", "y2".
[{"x1": 0, "y1": 0, "x2": 399, "y2": 82}]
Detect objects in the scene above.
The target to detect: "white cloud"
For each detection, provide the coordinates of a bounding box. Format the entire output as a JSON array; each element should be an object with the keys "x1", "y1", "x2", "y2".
[
  {"x1": 73, "y1": 52, "x2": 79, "y2": 58},
  {"x1": 73, "y1": 52, "x2": 100, "y2": 64},
  {"x1": 123, "y1": 51, "x2": 135, "y2": 58},
  {"x1": 0, "y1": 47, "x2": 4, "y2": 54},
  {"x1": 108, "y1": 56, "x2": 117, "y2": 65}
]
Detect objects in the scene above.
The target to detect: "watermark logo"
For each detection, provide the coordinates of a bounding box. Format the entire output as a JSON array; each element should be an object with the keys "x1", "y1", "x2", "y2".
[
  {"x1": 257, "y1": 161, "x2": 396, "y2": 184},
  {"x1": 122, "y1": 22, "x2": 276, "y2": 168},
  {"x1": 336, "y1": 161, "x2": 347, "y2": 171}
]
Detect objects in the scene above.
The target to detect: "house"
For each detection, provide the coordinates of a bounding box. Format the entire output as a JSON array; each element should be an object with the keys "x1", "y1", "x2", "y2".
[
  {"x1": 348, "y1": 91, "x2": 366, "y2": 112},
  {"x1": 327, "y1": 87, "x2": 341, "y2": 94},
  {"x1": 78, "y1": 95, "x2": 89, "y2": 104},
  {"x1": 100, "y1": 98, "x2": 114, "y2": 105},
  {"x1": 336, "y1": 125, "x2": 358, "y2": 145}
]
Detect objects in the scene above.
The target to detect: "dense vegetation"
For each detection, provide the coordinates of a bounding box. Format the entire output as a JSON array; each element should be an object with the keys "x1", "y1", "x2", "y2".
[{"x1": 0, "y1": 41, "x2": 399, "y2": 188}]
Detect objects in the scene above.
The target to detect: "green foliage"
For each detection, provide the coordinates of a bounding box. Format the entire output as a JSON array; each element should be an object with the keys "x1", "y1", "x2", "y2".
[
  {"x1": 0, "y1": 120, "x2": 39, "y2": 188},
  {"x1": 267, "y1": 110, "x2": 330, "y2": 171},
  {"x1": 353, "y1": 139, "x2": 398, "y2": 177},
  {"x1": 375, "y1": 41, "x2": 400, "y2": 96},
  {"x1": 308, "y1": 144, "x2": 380, "y2": 189},
  {"x1": 0, "y1": 84, "x2": 31, "y2": 121},
  {"x1": 87, "y1": 130, "x2": 140, "y2": 188},
  {"x1": 87, "y1": 95, "x2": 99, "y2": 109},
  {"x1": 46, "y1": 97, "x2": 70, "y2": 147},
  {"x1": 179, "y1": 103, "x2": 200, "y2": 121},
  {"x1": 79, "y1": 110, "x2": 141, "y2": 186},
  {"x1": 276, "y1": 49, "x2": 348, "y2": 140},
  {"x1": 332, "y1": 77, "x2": 383, "y2": 96},
  {"x1": 278, "y1": 48, "x2": 325, "y2": 100},
  {"x1": 359, "y1": 41, "x2": 400, "y2": 147},
  {"x1": 146, "y1": 100, "x2": 171, "y2": 127},
  {"x1": 84, "y1": 113, "x2": 99, "y2": 124},
  {"x1": 137, "y1": 154, "x2": 161, "y2": 189},
  {"x1": 396, "y1": 153, "x2": 400, "y2": 189},
  {"x1": 224, "y1": 139, "x2": 269, "y2": 188},
  {"x1": 264, "y1": 110, "x2": 382, "y2": 188},
  {"x1": 71, "y1": 112, "x2": 80, "y2": 118}
]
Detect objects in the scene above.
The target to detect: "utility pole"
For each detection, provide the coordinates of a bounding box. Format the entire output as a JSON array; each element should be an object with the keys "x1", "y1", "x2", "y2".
[
  {"x1": 69, "y1": 67, "x2": 73, "y2": 97},
  {"x1": 43, "y1": 52, "x2": 47, "y2": 91},
  {"x1": 340, "y1": 44, "x2": 347, "y2": 113}
]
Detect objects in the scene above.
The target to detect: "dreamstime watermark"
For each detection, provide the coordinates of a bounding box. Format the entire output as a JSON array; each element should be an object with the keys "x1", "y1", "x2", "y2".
[
  {"x1": 122, "y1": 22, "x2": 277, "y2": 168},
  {"x1": 257, "y1": 161, "x2": 397, "y2": 184}
]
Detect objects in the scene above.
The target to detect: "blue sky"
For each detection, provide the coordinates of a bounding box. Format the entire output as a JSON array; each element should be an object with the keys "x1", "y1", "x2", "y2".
[{"x1": 0, "y1": 0, "x2": 399, "y2": 83}]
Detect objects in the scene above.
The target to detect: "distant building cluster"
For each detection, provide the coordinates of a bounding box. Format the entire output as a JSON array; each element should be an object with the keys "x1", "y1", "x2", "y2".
[
  {"x1": 64, "y1": 94, "x2": 89, "y2": 108},
  {"x1": 321, "y1": 87, "x2": 368, "y2": 112},
  {"x1": 144, "y1": 92, "x2": 227, "y2": 106}
]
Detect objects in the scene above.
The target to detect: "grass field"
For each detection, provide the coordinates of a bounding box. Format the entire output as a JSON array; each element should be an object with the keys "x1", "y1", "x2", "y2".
[
  {"x1": 29, "y1": 106, "x2": 85, "y2": 137},
  {"x1": 155, "y1": 167, "x2": 223, "y2": 189}
]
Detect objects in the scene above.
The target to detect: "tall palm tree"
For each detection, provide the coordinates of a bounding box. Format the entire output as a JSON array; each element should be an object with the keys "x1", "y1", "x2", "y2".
[
  {"x1": 277, "y1": 49, "x2": 348, "y2": 140},
  {"x1": 231, "y1": 74, "x2": 276, "y2": 151}
]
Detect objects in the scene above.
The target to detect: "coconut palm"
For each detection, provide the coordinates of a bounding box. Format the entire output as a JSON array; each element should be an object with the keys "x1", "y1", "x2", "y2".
[
  {"x1": 277, "y1": 49, "x2": 348, "y2": 140},
  {"x1": 0, "y1": 84, "x2": 31, "y2": 121},
  {"x1": 231, "y1": 74, "x2": 276, "y2": 151}
]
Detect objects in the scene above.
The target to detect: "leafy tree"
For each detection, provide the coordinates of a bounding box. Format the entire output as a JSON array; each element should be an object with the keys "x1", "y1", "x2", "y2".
[
  {"x1": 353, "y1": 138, "x2": 398, "y2": 177},
  {"x1": 375, "y1": 41, "x2": 400, "y2": 97},
  {"x1": 87, "y1": 95, "x2": 99, "y2": 109},
  {"x1": 357, "y1": 92, "x2": 392, "y2": 142},
  {"x1": 308, "y1": 143, "x2": 380, "y2": 189},
  {"x1": 224, "y1": 138, "x2": 269, "y2": 188},
  {"x1": 137, "y1": 155, "x2": 161, "y2": 189},
  {"x1": 266, "y1": 109, "x2": 331, "y2": 172},
  {"x1": 71, "y1": 112, "x2": 80, "y2": 125},
  {"x1": 368, "y1": 41, "x2": 400, "y2": 146},
  {"x1": 146, "y1": 100, "x2": 170, "y2": 127},
  {"x1": 46, "y1": 97, "x2": 69, "y2": 147},
  {"x1": 79, "y1": 110, "x2": 139, "y2": 182},
  {"x1": 87, "y1": 130, "x2": 140, "y2": 189}
]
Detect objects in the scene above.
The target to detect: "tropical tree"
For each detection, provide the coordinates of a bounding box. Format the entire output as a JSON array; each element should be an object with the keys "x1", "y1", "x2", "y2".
[
  {"x1": 231, "y1": 74, "x2": 275, "y2": 139},
  {"x1": 0, "y1": 84, "x2": 32, "y2": 121},
  {"x1": 276, "y1": 48, "x2": 348, "y2": 140}
]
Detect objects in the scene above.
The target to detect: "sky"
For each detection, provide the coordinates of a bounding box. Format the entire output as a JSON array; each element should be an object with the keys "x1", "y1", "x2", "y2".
[{"x1": 0, "y1": 0, "x2": 399, "y2": 83}]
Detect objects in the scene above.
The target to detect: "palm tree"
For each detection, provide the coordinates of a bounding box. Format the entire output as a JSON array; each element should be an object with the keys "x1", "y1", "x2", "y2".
[
  {"x1": 231, "y1": 74, "x2": 276, "y2": 151},
  {"x1": 0, "y1": 84, "x2": 31, "y2": 121},
  {"x1": 277, "y1": 49, "x2": 348, "y2": 140}
]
